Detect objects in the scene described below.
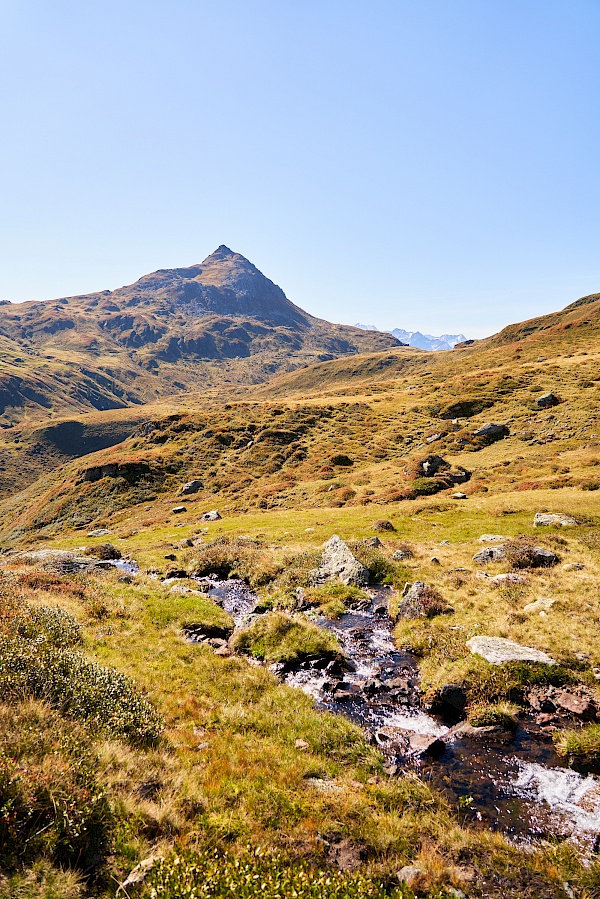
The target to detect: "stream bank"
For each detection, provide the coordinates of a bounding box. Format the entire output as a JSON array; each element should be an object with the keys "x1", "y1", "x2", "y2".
[{"x1": 199, "y1": 576, "x2": 600, "y2": 852}]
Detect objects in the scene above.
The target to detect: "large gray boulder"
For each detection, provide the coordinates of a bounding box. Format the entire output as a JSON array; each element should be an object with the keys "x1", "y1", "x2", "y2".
[
  {"x1": 201, "y1": 510, "x2": 222, "y2": 521},
  {"x1": 535, "y1": 392, "x2": 560, "y2": 409},
  {"x1": 181, "y1": 479, "x2": 203, "y2": 495},
  {"x1": 466, "y1": 636, "x2": 555, "y2": 666},
  {"x1": 473, "y1": 422, "x2": 509, "y2": 439},
  {"x1": 534, "y1": 512, "x2": 578, "y2": 527},
  {"x1": 473, "y1": 545, "x2": 506, "y2": 563},
  {"x1": 311, "y1": 535, "x2": 369, "y2": 587}
]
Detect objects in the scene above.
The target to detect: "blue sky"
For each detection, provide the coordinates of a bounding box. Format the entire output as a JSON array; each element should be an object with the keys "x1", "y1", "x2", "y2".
[{"x1": 1, "y1": 1, "x2": 599, "y2": 337}]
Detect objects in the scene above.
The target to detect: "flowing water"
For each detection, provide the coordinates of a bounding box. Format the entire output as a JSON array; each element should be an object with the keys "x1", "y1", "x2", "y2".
[{"x1": 201, "y1": 577, "x2": 600, "y2": 851}]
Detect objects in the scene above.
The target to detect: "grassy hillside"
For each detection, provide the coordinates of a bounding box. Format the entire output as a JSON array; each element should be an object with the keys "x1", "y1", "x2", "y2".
[
  {"x1": 0, "y1": 247, "x2": 399, "y2": 427},
  {"x1": 0, "y1": 292, "x2": 599, "y2": 897}
]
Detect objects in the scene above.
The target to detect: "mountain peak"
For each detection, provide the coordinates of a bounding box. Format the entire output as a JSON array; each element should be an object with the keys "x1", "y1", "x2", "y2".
[{"x1": 201, "y1": 244, "x2": 239, "y2": 265}]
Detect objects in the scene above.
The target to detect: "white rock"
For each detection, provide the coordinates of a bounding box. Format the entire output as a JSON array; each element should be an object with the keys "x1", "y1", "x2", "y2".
[
  {"x1": 534, "y1": 512, "x2": 578, "y2": 527},
  {"x1": 466, "y1": 636, "x2": 555, "y2": 666},
  {"x1": 523, "y1": 598, "x2": 555, "y2": 614}
]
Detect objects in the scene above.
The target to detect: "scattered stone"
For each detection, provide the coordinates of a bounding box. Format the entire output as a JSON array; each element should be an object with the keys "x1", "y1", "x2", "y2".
[
  {"x1": 531, "y1": 547, "x2": 559, "y2": 567},
  {"x1": 534, "y1": 512, "x2": 578, "y2": 527},
  {"x1": 311, "y1": 535, "x2": 370, "y2": 587},
  {"x1": 440, "y1": 540, "x2": 450, "y2": 545},
  {"x1": 172, "y1": 505, "x2": 187, "y2": 514},
  {"x1": 451, "y1": 492, "x2": 467, "y2": 499},
  {"x1": 361, "y1": 536, "x2": 382, "y2": 547},
  {"x1": 182, "y1": 621, "x2": 234, "y2": 642},
  {"x1": 430, "y1": 556, "x2": 441, "y2": 565},
  {"x1": 426, "y1": 432, "x2": 442, "y2": 443},
  {"x1": 407, "y1": 732, "x2": 446, "y2": 758},
  {"x1": 15, "y1": 549, "x2": 101, "y2": 574},
  {"x1": 523, "y1": 597, "x2": 555, "y2": 614},
  {"x1": 373, "y1": 519, "x2": 395, "y2": 531},
  {"x1": 396, "y1": 582, "x2": 452, "y2": 619},
  {"x1": 328, "y1": 838, "x2": 366, "y2": 872},
  {"x1": 563, "y1": 562, "x2": 585, "y2": 571},
  {"x1": 397, "y1": 866, "x2": 428, "y2": 893},
  {"x1": 446, "y1": 722, "x2": 514, "y2": 742},
  {"x1": 555, "y1": 691, "x2": 597, "y2": 720},
  {"x1": 180, "y1": 479, "x2": 203, "y2": 495},
  {"x1": 466, "y1": 636, "x2": 555, "y2": 666},
  {"x1": 473, "y1": 545, "x2": 506, "y2": 563},
  {"x1": 84, "y1": 543, "x2": 122, "y2": 560},
  {"x1": 446, "y1": 889, "x2": 466, "y2": 899},
  {"x1": 535, "y1": 392, "x2": 560, "y2": 409},
  {"x1": 489, "y1": 572, "x2": 528, "y2": 587},
  {"x1": 169, "y1": 584, "x2": 206, "y2": 596},
  {"x1": 164, "y1": 553, "x2": 177, "y2": 561},
  {"x1": 478, "y1": 534, "x2": 506, "y2": 542},
  {"x1": 117, "y1": 856, "x2": 159, "y2": 895},
  {"x1": 428, "y1": 684, "x2": 467, "y2": 724},
  {"x1": 164, "y1": 568, "x2": 188, "y2": 579},
  {"x1": 201, "y1": 510, "x2": 222, "y2": 521},
  {"x1": 87, "y1": 528, "x2": 112, "y2": 537},
  {"x1": 392, "y1": 549, "x2": 413, "y2": 561},
  {"x1": 473, "y1": 422, "x2": 509, "y2": 439}
]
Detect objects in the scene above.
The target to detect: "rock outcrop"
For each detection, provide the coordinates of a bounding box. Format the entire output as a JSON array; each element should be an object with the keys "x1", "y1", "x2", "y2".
[{"x1": 311, "y1": 535, "x2": 369, "y2": 587}]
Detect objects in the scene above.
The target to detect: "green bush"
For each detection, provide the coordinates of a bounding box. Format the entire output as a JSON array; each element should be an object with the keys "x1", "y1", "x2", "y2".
[
  {"x1": 189, "y1": 537, "x2": 282, "y2": 587},
  {"x1": 349, "y1": 544, "x2": 411, "y2": 588},
  {"x1": 410, "y1": 477, "x2": 446, "y2": 498},
  {"x1": 146, "y1": 848, "x2": 401, "y2": 899},
  {"x1": 0, "y1": 638, "x2": 163, "y2": 746},
  {"x1": 16, "y1": 606, "x2": 82, "y2": 648},
  {"x1": 232, "y1": 612, "x2": 341, "y2": 664}
]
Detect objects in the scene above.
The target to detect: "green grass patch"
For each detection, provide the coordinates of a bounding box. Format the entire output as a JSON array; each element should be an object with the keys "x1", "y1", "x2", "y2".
[
  {"x1": 232, "y1": 612, "x2": 341, "y2": 664},
  {"x1": 553, "y1": 723, "x2": 600, "y2": 763}
]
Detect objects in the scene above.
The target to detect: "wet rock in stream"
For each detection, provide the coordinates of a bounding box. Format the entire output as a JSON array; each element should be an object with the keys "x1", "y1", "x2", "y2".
[{"x1": 199, "y1": 575, "x2": 600, "y2": 851}]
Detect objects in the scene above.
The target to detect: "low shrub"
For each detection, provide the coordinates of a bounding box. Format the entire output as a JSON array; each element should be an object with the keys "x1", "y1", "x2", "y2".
[
  {"x1": 349, "y1": 544, "x2": 411, "y2": 588},
  {"x1": 0, "y1": 638, "x2": 163, "y2": 746},
  {"x1": 232, "y1": 612, "x2": 341, "y2": 664},
  {"x1": 16, "y1": 606, "x2": 82, "y2": 648},
  {"x1": 410, "y1": 477, "x2": 446, "y2": 498},
  {"x1": 147, "y1": 848, "x2": 400, "y2": 899},
  {"x1": 304, "y1": 581, "x2": 370, "y2": 609},
  {"x1": 189, "y1": 537, "x2": 282, "y2": 587}
]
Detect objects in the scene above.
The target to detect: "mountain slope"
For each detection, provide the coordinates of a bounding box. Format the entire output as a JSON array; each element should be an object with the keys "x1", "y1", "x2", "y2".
[{"x1": 0, "y1": 247, "x2": 399, "y2": 425}]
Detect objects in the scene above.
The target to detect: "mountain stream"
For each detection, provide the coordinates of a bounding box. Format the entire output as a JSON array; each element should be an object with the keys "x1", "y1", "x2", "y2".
[{"x1": 201, "y1": 577, "x2": 600, "y2": 852}]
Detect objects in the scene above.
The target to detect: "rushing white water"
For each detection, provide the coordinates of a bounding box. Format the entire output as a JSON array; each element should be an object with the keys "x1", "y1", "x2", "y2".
[{"x1": 508, "y1": 762, "x2": 600, "y2": 839}]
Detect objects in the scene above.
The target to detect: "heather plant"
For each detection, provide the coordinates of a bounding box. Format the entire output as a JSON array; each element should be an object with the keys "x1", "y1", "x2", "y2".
[
  {"x1": 146, "y1": 848, "x2": 407, "y2": 899},
  {"x1": 0, "y1": 639, "x2": 163, "y2": 746}
]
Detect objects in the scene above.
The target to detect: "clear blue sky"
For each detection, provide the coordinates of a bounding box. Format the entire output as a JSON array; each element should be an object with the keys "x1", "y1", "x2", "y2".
[{"x1": 1, "y1": 1, "x2": 600, "y2": 337}]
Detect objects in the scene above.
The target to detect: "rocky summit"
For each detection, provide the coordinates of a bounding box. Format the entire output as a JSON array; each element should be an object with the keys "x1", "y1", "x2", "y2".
[{"x1": 0, "y1": 246, "x2": 399, "y2": 426}]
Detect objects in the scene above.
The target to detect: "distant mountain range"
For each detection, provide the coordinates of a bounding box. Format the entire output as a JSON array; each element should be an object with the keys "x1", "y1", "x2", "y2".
[{"x1": 354, "y1": 324, "x2": 467, "y2": 351}]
